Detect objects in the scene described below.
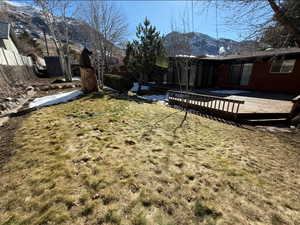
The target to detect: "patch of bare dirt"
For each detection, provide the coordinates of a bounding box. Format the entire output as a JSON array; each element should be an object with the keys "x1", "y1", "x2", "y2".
[{"x1": 0, "y1": 116, "x2": 24, "y2": 170}]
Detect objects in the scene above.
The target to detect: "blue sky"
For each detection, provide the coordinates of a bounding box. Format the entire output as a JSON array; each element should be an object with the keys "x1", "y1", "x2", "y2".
[
  {"x1": 117, "y1": 1, "x2": 244, "y2": 41},
  {"x1": 10, "y1": 0, "x2": 255, "y2": 41}
]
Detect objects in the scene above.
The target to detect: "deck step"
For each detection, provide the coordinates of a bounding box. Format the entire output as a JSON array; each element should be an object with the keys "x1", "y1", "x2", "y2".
[
  {"x1": 237, "y1": 113, "x2": 289, "y2": 120},
  {"x1": 243, "y1": 118, "x2": 289, "y2": 126}
]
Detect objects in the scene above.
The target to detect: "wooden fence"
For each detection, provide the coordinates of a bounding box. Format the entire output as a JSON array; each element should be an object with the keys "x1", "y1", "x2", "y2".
[{"x1": 168, "y1": 90, "x2": 245, "y2": 121}]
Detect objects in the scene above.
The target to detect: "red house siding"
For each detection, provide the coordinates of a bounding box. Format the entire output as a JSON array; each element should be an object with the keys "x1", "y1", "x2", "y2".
[{"x1": 216, "y1": 59, "x2": 300, "y2": 94}]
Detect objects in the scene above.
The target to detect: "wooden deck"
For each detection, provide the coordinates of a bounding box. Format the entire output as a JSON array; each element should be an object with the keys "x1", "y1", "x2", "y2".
[{"x1": 167, "y1": 89, "x2": 294, "y2": 123}]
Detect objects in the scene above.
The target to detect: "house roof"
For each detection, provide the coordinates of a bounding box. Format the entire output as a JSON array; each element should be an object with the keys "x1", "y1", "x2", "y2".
[
  {"x1": 203, "y1": 48, "x2": 300, "y2": 61},
  {"x1": 170, "y1": 48, "x2": 300, "y2": 62}
]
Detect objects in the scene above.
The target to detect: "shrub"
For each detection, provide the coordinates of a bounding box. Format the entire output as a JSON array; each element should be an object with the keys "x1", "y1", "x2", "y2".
[{"x1": 104, "y1": 74, "x2": 134, "y2": 92}]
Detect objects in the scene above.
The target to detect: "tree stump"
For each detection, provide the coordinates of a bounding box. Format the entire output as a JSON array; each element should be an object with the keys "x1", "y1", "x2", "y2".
[{"x1": 80, "y1": 68, "x2": 98, "y2": 93}]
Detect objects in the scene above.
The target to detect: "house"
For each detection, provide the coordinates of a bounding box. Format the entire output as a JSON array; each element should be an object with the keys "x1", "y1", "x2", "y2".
[
  {"x1": 167, "y1": 56, "x2": 217, "y2": 89},
  {"x1": 166, "y1": 48, "x2": 300, "y2": 94},
  {"x1": 0, "y1": 21, "x2": 19, "y2": 53},
  {"x1": 213, "y1": 48, "x2": 300, "y2": 94}
]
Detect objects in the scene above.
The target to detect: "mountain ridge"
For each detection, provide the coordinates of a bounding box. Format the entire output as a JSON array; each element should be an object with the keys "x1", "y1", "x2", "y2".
[
  {"x1": 2, "y1": 0, "x2": 124, "y2": 58},
  {"x1": 164, "y1": 31, "x2": 261, "y2": 56}
]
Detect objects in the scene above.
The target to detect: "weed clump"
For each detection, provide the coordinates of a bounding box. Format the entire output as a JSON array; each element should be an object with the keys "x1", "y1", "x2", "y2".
[
  {"x1": 104, "y1": 209, "x2": 121, "y2": 224},
  {"x1": 132, "y1": 213, "x2": 147, "y2": 225},
  {"x1": 194, "y1": 200, "x2": 221, "y2": 219},
  {"x1": 81, "y1": 206, "x2": 94, "y2": 216}
]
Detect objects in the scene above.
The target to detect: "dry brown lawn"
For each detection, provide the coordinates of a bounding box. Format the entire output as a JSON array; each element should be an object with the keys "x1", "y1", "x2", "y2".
[{"x1": 0, "y1": 92, "x2": 299, "y2": 225}]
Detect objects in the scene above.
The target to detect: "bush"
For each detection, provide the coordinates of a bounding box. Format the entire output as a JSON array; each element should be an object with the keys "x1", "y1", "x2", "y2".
[{"x1": 104, "y1": 74, "x2": 134, "y2": 92}]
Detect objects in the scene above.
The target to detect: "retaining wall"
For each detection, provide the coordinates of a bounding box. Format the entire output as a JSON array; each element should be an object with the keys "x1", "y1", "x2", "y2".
[{"x1": 0, "y1": 48, "x2": 33, "y2": 66}]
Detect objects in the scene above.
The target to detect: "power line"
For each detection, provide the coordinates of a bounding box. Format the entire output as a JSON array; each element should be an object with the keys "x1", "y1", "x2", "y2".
[
  {"x1": 215, "y1": 0, "x2": 219, "y2": 55},
  {"x1": 191, "y1": 0, "x2": 194, "y2": 32}
]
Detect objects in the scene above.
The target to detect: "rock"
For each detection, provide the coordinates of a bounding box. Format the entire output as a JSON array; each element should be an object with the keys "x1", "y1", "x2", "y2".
[
  {"x1": 125, "y1": 140, "x2": 136, "y2": 145},
  {"x1": 52, "y1": 79, "x2": 64, "y2": 84},
  {"x1": 92, "y1": 194, "x2": 101, "y2": 200},
  {"x1": 40, "y1": 86, "x2": 49, "y2": 91},
  {"x1": 0, "y1": 104, "x2": 6, "y2": 111},
  {"x1": 5, "y1": 97, "x2": 13, "y2": 102},
  {"x1": 26, "y1": 86, "x2": 34, "y2": 91}
]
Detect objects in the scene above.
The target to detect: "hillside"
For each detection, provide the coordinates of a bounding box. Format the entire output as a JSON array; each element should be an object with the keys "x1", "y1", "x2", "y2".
[
  {"x1": 164, "y1": 31, "x2": 262, "y2": 56},
  {"x1": 3, "y1": 0, "x2": 124, "y2": 59}
]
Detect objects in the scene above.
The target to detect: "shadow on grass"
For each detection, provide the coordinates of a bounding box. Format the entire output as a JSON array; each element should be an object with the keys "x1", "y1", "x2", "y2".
[
  {"x1": 169, "y1": 105, "x2": 246, "y2": 129},
  {"x1": 104, "y1": 91, "x2": 154, "y2": 104},
  {"x1": 82, "y1": 92, "x2": 105, "y2": 101}
]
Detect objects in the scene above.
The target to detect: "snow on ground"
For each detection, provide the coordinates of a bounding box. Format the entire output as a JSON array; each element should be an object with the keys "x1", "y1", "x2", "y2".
[
  {"x1": 130, "y1": 83, "x2": 150, "y2": 92},
  {"x1": 63, "y1": 77, "x2": 81, "y2": 82},
  {"x1": 175, "y1": 55, "x2": 196, "y2": 58},
  {"x1": 205, "y1": 54, "x2": 217, "y2": 57},
  {"x1": 210, "y1": 90, "x2": 251, "y2": 95},
  {"x1": 29, "y1": 90, "x2": 83, "y2": 109}
]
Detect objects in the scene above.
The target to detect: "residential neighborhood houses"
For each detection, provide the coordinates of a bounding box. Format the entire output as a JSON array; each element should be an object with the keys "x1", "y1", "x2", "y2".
[{"x1": 0, "y1": 0, "x2": 300, "y2": 225}]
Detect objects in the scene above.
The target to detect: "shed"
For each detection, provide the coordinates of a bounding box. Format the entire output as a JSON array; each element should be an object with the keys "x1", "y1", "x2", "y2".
[{"x1": 44, "y1": 56, "x2": 63, "y2": 77}]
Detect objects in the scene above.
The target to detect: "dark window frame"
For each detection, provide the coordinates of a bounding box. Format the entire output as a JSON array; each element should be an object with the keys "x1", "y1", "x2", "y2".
[{"x1": 270, "y1": 59, "x2": 296, "y2": 74}]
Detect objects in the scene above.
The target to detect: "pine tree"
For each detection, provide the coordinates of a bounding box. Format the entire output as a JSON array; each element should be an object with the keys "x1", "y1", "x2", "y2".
[{"x1": 124, "y1": 18, "x2": 166, "y2": 91}]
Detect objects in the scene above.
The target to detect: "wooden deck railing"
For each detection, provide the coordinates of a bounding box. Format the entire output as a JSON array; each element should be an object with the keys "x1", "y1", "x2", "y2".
[{"x1": 168, "y1": 90, "x2": 245, "y2": 121}]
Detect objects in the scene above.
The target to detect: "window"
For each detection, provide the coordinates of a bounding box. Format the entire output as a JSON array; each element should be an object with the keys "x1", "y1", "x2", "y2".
[
  {"x1": 240, "y1": 63, "x2": 253, "y2": 86},
  {"x1": 270, "y1": 59, "x2": 296, "y2": 73},
  {"x1": 229, "y1": 64, "x2": 242, "y2": 85},
  {"x1": 229, "y1": 63, "x2": 253, "y2": 86},
  {"x1": 281, "y1": 60, "x2": 296, "y2": 73}
]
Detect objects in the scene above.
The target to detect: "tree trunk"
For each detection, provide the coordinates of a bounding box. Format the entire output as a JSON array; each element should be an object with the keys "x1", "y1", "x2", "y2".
[
  {"x1": 65, "y1": 24, "x2": 72, "y2": 82},
  {"x1": 100, "y1": 49, "x2": 104, "y2": 90},
  {"x1": 267, "y1": 0, "x2": 300, "y2": 45}
]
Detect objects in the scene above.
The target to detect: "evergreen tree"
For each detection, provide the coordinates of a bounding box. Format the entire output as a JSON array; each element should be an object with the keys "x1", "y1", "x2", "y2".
[{"x1": 124, "y1": 18, "x2": 166, "y2": 91}]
